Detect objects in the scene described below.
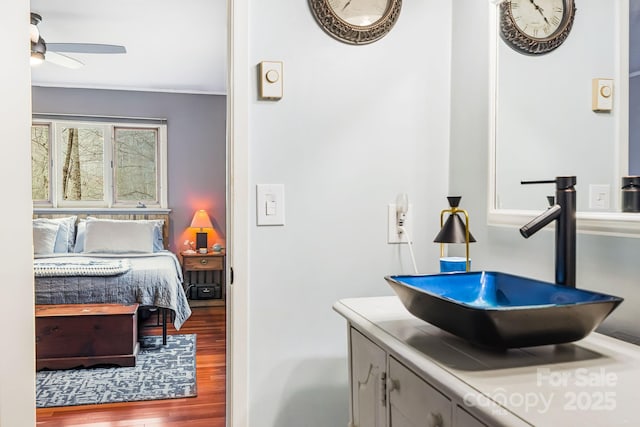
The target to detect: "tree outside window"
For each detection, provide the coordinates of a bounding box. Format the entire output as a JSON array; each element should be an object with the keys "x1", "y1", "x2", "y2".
[{"x1": 31, "y1": 119, "x2": 166, "y2": 208}]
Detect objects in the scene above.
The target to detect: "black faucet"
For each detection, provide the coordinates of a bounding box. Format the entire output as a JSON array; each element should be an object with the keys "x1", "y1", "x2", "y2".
[{"x1": 519, "y1": 176, "x2": 576, "y2": 287}]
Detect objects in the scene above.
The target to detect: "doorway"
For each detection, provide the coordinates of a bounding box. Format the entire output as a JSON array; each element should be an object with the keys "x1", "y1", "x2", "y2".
[{"x1": 28, "y1": 0, "x2": 233, "y2": 424}]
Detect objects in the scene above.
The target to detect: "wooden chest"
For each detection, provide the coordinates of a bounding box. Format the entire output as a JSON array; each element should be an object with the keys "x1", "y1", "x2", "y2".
[{"x1": 35, "y1": 303, "x2": 140, "y2": 371}]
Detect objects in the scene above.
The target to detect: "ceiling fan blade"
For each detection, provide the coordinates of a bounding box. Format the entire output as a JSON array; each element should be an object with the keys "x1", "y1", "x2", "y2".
[
  {"x1": 47, "y1": 43, "x2": 126, "y2": 54},
  {"x1": 46, "y1": 51, "x2": 84, "y2": 69}
]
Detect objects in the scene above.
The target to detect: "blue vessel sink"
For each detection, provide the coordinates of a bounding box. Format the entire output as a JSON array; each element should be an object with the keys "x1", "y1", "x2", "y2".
[{"x1": 385, "y1": 272, "x2": 623, "y2": 348}]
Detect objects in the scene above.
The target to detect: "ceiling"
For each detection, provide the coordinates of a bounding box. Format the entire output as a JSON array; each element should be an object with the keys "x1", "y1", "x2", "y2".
[
  {"x1": 28, "y1": 1, "x2": 639, "y2": 92},
  {"x1": 30, "y1": 0, "x2": 227, "y2": 94}
]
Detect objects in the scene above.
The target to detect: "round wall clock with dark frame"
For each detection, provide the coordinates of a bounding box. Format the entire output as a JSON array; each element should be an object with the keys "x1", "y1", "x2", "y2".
[
  {"x1": 500, "y1": 0, "x2": 576, "y2": 55},
  {"x1": 309, "y1": 0, "x2": 402, "y2": 45}
]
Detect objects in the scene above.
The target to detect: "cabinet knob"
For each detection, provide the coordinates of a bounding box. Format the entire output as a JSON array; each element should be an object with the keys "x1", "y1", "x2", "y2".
[
  {"x1": 387, "y1": 378, "x2": 400, "y2": 393},
  {"x1": 428, "y1": 412, "x2": 443, "y2": 427},
  {"x1": 200, "y1": 259, "x2": 208, "y2": 265}
]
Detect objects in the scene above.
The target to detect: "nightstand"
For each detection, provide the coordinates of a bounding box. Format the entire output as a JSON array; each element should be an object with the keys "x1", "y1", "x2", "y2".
[{"x1": 181, "y1": 252, "x2": 225, "y2": 307}]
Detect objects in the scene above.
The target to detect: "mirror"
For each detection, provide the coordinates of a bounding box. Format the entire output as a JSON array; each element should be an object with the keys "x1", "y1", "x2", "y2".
[
  {"x1": 489, "y1": 0, "x2": 640, "y2": 235},
  {"x1": 630, "y1": 0, "x2": 640, "y2": 173}
]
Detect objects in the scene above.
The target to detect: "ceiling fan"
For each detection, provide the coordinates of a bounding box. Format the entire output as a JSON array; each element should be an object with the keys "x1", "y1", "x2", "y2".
[{"x1": 30, "y1": 12, "x2": 126, "y2": 69}]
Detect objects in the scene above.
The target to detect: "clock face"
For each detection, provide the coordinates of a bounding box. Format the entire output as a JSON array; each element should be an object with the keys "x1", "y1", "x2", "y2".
[
  {"x1": 499, "y1": 0, "x2": 575, "y2": 55},
  {"x1": 327, "y1": 0, "x2": 391, "y2": 27},
  {"x1": 509, "y1": 0, "x2": 565, "y2": 40}
]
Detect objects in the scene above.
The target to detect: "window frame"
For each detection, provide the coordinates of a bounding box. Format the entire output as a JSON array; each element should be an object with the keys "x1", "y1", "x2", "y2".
[{"x1": 31, "y1": 118, "x2": 168, "y2": 209}]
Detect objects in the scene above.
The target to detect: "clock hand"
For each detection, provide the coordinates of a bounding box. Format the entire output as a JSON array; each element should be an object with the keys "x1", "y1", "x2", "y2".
[
  {"x1": 528, "y1": 0, "x2": 549, "y2": 22},
  {"x1": 342, "y1": 0, "x2": 352, "y2": 11},
  {"x1": 528, "y1": 0, "x2": 544, "y2": 14}
]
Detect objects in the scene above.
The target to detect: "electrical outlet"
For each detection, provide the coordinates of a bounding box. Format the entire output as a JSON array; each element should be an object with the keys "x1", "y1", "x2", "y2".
[{"x1": 388, "y1": 204, "x2": 412, "y2": 244}]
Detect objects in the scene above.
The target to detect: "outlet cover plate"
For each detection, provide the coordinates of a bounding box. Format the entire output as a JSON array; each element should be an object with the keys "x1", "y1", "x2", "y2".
[{"x1": 388, "y1": 204, "x2": 413, "y2": 244}]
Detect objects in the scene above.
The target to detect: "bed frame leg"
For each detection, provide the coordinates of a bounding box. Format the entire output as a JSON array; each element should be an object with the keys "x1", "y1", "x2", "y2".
[{"x1": 162, "y1": 308, "x2": 167, "y2": 345}]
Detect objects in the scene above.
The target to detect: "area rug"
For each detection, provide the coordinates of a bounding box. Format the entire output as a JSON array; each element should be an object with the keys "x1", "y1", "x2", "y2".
[{"x1": 36, "y1": 334, "x2": 197, "y2": 408}]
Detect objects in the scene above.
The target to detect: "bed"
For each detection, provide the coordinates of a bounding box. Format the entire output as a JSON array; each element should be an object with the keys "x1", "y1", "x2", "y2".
[{"x1": 32, "y1": 212, "x2": 192, "y2": 344}]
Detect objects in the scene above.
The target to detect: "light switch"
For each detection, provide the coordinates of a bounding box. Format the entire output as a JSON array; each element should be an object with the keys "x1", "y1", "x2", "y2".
[
  {"x1": 265, "y1": 196, "x2": 277, "y2": 216},
  {"x1": 589, "y1": 184, "x2": 610, "y2": 210},
  {"x1": 259, "y1": 61, "x2": 283, "y2": 100},
  {"x1": 257, "y1": 184, "x2": 285, "y2": 226},
  {"x1": 592, "y1": 78, "x2": 613, "y2": 112}
]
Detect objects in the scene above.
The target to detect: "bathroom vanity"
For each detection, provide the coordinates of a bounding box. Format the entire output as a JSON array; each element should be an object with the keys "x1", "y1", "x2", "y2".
[{"x1": 334, "y1": 296, "x2": 639, "y2": 427}]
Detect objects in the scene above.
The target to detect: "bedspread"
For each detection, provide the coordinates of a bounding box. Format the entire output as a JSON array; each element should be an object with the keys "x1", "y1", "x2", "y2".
[{"x1": 34, "y1": 251, "x2": 192, "y2": 329}]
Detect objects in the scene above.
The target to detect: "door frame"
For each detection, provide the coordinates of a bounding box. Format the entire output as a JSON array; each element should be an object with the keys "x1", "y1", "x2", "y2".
[{"x1": 226, "y1": 0, "x2": 250, "y2": 425}]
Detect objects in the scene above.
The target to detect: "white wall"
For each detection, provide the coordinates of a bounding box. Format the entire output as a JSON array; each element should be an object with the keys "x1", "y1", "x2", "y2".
[
  {"x1": 245, "y1": 0, "x2": 452, "y2": 425},
  {"x1": 0, "y1": 1, "x2": 37, "y2": 425},
  {"x1": 451, "y1": 0, "x2": 640, "y2": 343}
]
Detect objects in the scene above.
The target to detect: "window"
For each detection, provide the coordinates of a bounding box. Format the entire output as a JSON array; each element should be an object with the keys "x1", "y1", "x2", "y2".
[
  {"x1": 31, "y1": 118, "x2": 167, "y2": 208},
  {"x1": 31, "y1": 123, "x2": 51, "y2": 201}
]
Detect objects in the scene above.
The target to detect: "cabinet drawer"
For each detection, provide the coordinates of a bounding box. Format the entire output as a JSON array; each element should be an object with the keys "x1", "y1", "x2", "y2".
[
  {"x1": 184, "y1": 256, "x2": 223, "y2": 271},
  {"x1": 389, "y1": 356, "x2": 452, "y2": 427},
  {"x1": 455, "y1": 405, "x2": 488, "y2": 427}
]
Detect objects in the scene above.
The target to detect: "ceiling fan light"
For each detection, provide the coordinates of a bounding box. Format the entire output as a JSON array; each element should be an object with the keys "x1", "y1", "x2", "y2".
[
  {"x1": 31, "y1": 36, "x2": 46, "y2": 55},
  {"x1": 30, "y1": 13, "x2": 42, "y2": 43},
  {"x1": 31, "y1": 51, "x2": 44, "y2": 66},
  {"x1": 30, "y1": 24, "x2": 39, "y2": 43},
  {"x1": 31, "y1": 36, "x2": 46, "y2": 66},
  {"x1": 30, "y1": 12, "x2": 42, "y2": 25}
]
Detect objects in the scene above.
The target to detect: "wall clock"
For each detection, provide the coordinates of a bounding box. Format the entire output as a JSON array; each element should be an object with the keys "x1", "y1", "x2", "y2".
[
  {"x1": 309, "y1": 0, "x2": 402, "y2": 45},
  {"x1": 500, "y1": 0, "x2": 576, "y2": 55}
]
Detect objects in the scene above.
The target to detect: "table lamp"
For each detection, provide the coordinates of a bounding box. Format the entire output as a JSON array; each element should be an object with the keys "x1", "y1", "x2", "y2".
[
  {"x1": 190, "y1": 209, "x2": 214, "y2": 250},
  {"x1": 433, "y1": 196, "x2": 476, "y2": 272}
]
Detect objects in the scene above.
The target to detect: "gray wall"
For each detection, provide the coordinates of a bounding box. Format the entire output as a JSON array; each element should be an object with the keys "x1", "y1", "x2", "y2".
[
  {"x1": 450, "y1": 0, "x2": 640, "y2": 342},
  {"x1": 31, "y1": 87, "x2": 226, "y2": 251}
]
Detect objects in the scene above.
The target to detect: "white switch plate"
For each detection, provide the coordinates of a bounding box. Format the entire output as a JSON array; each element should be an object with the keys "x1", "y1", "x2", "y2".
[
  {"x1": 257, "y1": 184, "x2": 285, "y2": 225},
  {"x1": 388, "y1": 204, "x2": 413, "y2": 244},
  {"x1": 589, "y1": 184, "x2": 610, "y2": 210},
  {"x1": 259, "y1": 61, "x2": 283, "y2": 100}
]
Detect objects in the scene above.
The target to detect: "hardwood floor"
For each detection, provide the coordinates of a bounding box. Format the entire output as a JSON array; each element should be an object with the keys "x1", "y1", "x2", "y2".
[{"x1": 36, "y1": 306, "x2": 226, "y2": 427}]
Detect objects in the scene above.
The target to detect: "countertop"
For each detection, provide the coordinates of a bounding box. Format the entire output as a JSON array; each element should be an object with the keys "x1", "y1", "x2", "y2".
[{"x1": 334, "y1": 296, "x2": 640, "y2": 426}]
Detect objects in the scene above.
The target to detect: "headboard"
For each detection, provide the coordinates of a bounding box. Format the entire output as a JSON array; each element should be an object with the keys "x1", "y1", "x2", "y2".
[{"x1": 33, "y1": 211, "x2": 171, "y2": 250}]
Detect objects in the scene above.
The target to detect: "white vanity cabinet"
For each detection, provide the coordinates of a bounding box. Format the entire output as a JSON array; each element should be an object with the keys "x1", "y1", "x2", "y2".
[
  {"x1": 337, "y1": 296, "x2": 640, "y2": 427},
  {"x1": 349, "y1": 327, "x2": 487, "y2": 427},
  {"x1": 350, "y1": 328, "x2": 387, "y2": 427}
]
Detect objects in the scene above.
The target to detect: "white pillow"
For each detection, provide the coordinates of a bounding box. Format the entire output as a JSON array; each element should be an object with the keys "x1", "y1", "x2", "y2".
[
  {"x1": 84, "y1": 220, "x2": 155, "y2": 253},
  {"x1": 33, "y1": 216, "x2": 77, "y2": 253},
  {"x1": 33, "y1": 221, "x2": 60, "y2": 254},
  {"x1": 75, "y1": 218, "x2": 164, "y2": 252}
]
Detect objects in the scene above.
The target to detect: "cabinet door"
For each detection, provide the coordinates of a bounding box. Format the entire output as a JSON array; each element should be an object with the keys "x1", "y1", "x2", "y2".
[
  {"x1": 350, "y1": 328, "x2": 387, "y2": 427},
  {"x1": 388, "y1": 356, "x2": 452, "y2": 427}
]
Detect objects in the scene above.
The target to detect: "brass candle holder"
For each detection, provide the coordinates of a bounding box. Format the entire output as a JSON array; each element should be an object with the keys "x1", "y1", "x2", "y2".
[{"x1": 433, "y1": 196, "x2": 475, "y2": 272}]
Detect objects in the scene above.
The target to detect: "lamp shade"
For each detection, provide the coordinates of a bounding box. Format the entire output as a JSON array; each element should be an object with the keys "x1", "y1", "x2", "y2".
[
  {"x1": 433, "y1": 214, "x2": 476, "y2": 244},
  {"x1": 190, "y1": 209, "x2": 213, "y2": 230}
]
